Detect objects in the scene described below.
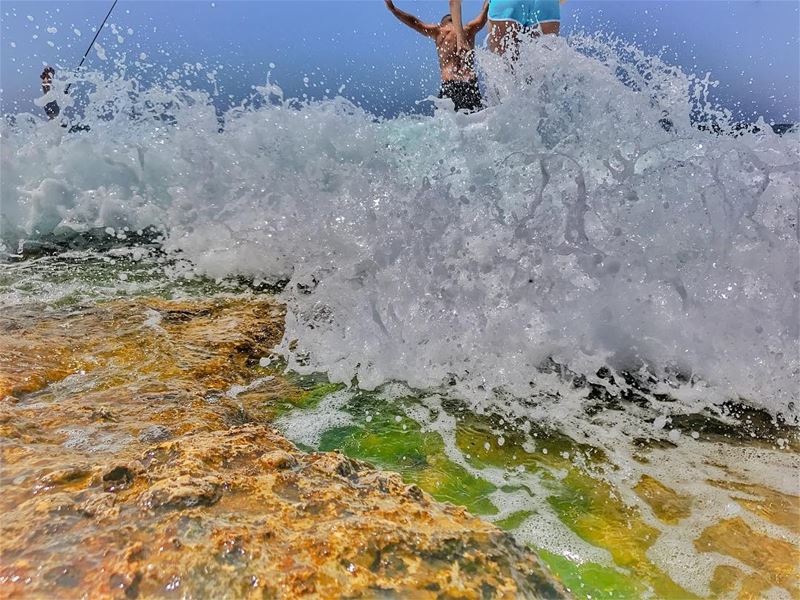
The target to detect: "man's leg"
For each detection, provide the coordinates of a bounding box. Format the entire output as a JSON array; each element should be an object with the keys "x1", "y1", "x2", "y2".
[
  {"x1": 488, "y1": 19, "x2": 522, "y2": 57},
  {"x1": 537, "y1": 21, "x2": 559, "y2": 35}
]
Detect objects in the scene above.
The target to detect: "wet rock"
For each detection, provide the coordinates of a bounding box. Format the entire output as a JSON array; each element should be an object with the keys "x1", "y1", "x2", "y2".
[
  {"x1": 633, "y1": 475, "x2": 692, "y2": 524},
  {"x1": 39, "y1": 466, "x2": 92, "y2": 488},
  {"x1": 108, "y1": 570, "x2": 142, "y2": 599},
  {"x1": 708, "y1": 480, "x2": 800, "y2": 534},
  {"x1": 695, "y1": 517, "x2": 799, "y2": 594},
  {"x1": 670, "y1": 405, "x2": 799, "y2": 450},
  {"x1": 33, "y1": 492, "x2": 77, "y2": 514},
  {"x1": 102, "y1": 465, "x2": 136, "y2": 492},
  {"x1": 405, "y1": 483, "x2": 425, "y2": 502},
  {"x1": 259, "y1": 449, "x2": 298, "y2": 470},
  {"x1": 42, "y1": 565, "x2": 82, "y2": 589},
  {"x1": 313, "y1": 451, "x2": 362, "y2": 481},
  {"x1": 137, "y1": 424, "x2": 171, "y2": 443},
  {"x1": 0, "y1": 298, "x2": 569, "y2": 598},
  {"x1": 709, "y1": 564, "x2": 744, "y2": 596},
  {"x1": 5, "y1": 424, "x2": 570, "y2": 598},
  {"x1": 78, "y1": 492, "x2": 119, "y2": 520},
  {"x1": 139, "y1": 475, "x2": 224, "y2": 511}
]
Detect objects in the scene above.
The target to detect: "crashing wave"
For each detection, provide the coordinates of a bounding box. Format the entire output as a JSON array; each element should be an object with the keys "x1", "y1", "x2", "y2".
[{"x1": 1, "y1": 33, "x2": 798, "y2": 419}]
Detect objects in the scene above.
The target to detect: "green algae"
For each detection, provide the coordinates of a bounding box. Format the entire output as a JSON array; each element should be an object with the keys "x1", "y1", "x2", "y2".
[
  {"x1": 317, "y1": 411, "x2": 499, "y2": 515},
  {"x1": 537, "y1": 550, "x2": 644, "y2": 600},
  {"x1": 547, "y1": 470, "x2": 694, "y2": 598},
  {"x1": 294, "y1": 381, "x2": 346, "y2": 409},
  {"x1": 273, "y1": 385, "x2": 702, "y2": 598},
  {"x1": 495, "y1": 510, "x2": 535, "y2": 530}
]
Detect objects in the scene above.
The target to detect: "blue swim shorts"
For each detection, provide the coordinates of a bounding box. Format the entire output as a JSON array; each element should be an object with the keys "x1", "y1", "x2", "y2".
[{"x1": 488, "y1": 0, "x2": 560, "y2": 27}]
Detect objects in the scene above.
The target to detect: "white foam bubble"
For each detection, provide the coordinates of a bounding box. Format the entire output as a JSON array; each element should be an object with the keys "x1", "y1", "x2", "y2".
[{"x1": 275, "y1": 390, "x2": 355, "y2": 447}]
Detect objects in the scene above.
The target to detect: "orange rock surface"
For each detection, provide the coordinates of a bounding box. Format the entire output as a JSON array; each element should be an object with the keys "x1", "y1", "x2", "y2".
[{"x1": 0, "y1": 299, "x2": 568, "y2": 599}]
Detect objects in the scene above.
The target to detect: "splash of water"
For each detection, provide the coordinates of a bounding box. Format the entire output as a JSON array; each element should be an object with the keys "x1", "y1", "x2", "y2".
[{"x1": 2, "y1": 33, "x2": 798, "y2": 419}]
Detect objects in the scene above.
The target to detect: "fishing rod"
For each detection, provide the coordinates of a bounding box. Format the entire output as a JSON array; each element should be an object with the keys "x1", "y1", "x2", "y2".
[{"x1": 64, "y1": 0, "x2": 119, "y2": 93}]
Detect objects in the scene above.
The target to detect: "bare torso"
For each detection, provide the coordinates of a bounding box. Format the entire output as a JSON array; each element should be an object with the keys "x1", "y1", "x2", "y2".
[{"x1": 434, "y1": 24, "x2": 478, "y2": 81}]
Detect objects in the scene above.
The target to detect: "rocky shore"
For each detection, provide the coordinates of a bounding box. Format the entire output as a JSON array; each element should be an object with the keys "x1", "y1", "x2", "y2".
[{"x1": 0, "y1": 298, "x2": 568, "y2": 598}]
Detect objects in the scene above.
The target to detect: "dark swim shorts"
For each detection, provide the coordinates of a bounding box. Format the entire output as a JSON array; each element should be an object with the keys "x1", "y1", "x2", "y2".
[
  {"x1": 44, "y1": 100, "x2": 60, "y2": 119},
  {"x1": 439, "y1": 78, "x2": 483, "y2": 113}
]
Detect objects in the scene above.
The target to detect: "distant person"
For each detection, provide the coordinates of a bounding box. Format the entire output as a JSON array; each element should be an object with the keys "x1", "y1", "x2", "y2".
[
  {"x1": 39, "y1": 66, "x2": 90, "y2": 132},
  {"x1": 40, "y1": 66, "x2": 61, "y2": 119},
  {"x1": 385, "y1": 0, "x2": 489, "y2": 113},
  {"x1": 450, "y1": 0, "x2": 560, "y2": 58}
]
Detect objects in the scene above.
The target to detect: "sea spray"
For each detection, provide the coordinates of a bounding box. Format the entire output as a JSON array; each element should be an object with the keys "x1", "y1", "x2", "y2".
[{"x1": 1, "y1": 33, "x2": 798, "y2": 420}]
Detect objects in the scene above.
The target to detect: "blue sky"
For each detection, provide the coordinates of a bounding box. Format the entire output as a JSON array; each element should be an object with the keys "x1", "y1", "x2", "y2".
[{"x1": 1, "y1": 0, "x2": 798, "y2": 121}]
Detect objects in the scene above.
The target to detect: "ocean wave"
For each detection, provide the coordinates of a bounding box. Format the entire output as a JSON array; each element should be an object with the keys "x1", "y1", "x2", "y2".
[{"x1": 2, "y1": 33, "x2": 798, "y2": 418}]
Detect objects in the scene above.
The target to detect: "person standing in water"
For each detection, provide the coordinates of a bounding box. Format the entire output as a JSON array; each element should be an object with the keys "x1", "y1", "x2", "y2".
[
  {"x1": 450, "y1": 0, "x2": 560, "y2": 57},
  {"x1": 40, "y1": 66, "x2": 61, "y2": 119},
  {"x1": 38, "y1": 66, "x2": 91, "y2": 131},
  {"x1": 384, "y1": 0, "x2": 489, "y2": 112}
]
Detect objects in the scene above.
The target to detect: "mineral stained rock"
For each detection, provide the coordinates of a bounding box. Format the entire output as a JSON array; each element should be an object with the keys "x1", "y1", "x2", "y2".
[{"x1": 0, "y1": 298, "x2": 568, "y2": 599}]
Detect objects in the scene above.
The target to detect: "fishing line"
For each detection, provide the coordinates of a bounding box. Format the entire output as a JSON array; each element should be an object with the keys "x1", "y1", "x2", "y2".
[{"x1": 65, "y1": 0, "x2": 119, "y2": 93}]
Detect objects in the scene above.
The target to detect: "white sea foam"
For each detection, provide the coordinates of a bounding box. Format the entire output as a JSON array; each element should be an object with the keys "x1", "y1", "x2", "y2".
[
  {"x1": 1, "y1": 33, "x2": 798, "y2": 419},
  {"x1": 274, "y1": 390, "x2": 355, "y2": 447}
]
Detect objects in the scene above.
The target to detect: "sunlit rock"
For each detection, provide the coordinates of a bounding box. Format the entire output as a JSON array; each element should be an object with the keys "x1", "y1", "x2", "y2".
[
  {"x1": 0, "y1": 299, "x2": 568, "y2": 598},
  {"x1": 634, "y1": 474, "x2": 692, "y2": 524}
]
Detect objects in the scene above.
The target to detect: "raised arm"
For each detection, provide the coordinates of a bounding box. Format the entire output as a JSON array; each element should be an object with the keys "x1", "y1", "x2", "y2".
[
  {"x1": 384, "y1": 0, "x2": 439, "y2": 37},
  {"x1": 449, "y1": 0, "x2": 468, "y2": 50},
  {"x1": 465, "y1": 0, "x2": 490, "y2": 36}
]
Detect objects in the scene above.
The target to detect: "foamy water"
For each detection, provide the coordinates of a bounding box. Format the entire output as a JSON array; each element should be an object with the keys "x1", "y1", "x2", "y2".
[{"x1": 1, "y1": 33, "x2": 798, "y2": 421}]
